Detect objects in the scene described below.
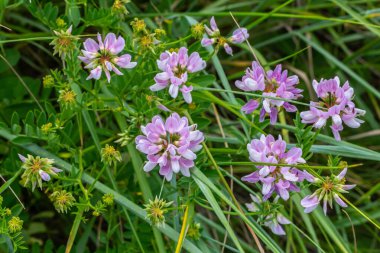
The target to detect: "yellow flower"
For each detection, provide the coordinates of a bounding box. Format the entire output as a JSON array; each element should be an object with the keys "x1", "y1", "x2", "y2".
[
  {"x1": 42, "y1": 75, "x2": 54, "y2": 88},
  {"x1": 50, "y1": 190, "x2": 76, "y2": 213},
  {"x1": 101, "y1": 144, "x2": 122, "y2": 166},
  {"x1": 144, "y1": 197, "x2": 173, "y2": 227},
  {"x1": 8, "y1": 216, "x2": 23, "y2": 233},
  {"x1": 58, "y1": 89, "x2": 77, "y2": 110},
  {"x1": 191, "y1": 23, "x2": 205, "y2": 39}
]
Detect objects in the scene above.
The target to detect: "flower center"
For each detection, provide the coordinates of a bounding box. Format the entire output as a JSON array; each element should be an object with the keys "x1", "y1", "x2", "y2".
[
  {"x1": 100, "y1": 54, "x2": 112, "y2": 65},
  {"x1": 322, "y1": 179, "x2": 334, "y2": 191},
  {"x1": 264, "y1": 79, "x2": 279, "y2": 93},
  {"x1": 31, "y1": 161, "x2": 41, "y2": 172},
  {"x1": 322, "y1": 92, "x2": 338, "y2": 108}
]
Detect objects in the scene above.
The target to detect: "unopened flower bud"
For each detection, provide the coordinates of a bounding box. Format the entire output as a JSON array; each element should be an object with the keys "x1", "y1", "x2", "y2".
[
  {"x1": 42, "y1": 75, "x2": 54, "y2": 88},
  {"x1": 8, "y1": 216, "x2": 23, "y2": 233}
]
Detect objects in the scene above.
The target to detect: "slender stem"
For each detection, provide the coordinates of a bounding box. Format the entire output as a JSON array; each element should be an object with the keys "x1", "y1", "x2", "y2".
[
  {"x1": 65, "y1": 207, "x2": 84, "y2": 253},
  {"x1": 174, "y1": 205, "x2": 189, "y2": 253}
]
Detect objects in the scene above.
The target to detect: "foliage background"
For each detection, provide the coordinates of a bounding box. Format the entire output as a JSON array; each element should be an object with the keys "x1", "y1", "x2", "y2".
[{"x1": 0, "y1": 0, "x2": 380, "y2": 252}]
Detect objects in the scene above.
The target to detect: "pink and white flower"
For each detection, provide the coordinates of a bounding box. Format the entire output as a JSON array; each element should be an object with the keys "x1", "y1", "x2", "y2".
[
  {"x1": 300, "y1": 77, "x2": 365, "y2": 140},
  {"x1": 135, "y1": 113, "x2": 204, "y2": 181},
  {"x1": 300, "y1": 168, "x2": 356, "y2": 215},
  {"x1": 150, "y1": 47, "x2": 206, "y2": 104},
  {"x1": 201, "y1": 16, "x2": 249, "y2": 55},
  {"x1": 242, "y1": 134, "x2": 307, "y2": 200},
  {"x1": 236, "y1": 61, "x2": 303, "y2": 124},
  {"x1": 79, "y1": 33, "x2": 137, "y2": 83}
]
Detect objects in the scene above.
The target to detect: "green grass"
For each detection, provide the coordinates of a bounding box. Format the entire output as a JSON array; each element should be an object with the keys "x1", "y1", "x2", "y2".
[{"x1": 0, "y1": 0, "x2": 380, "y2": 252}]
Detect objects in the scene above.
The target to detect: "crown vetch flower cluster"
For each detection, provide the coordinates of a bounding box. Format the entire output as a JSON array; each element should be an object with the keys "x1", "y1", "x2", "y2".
[
  {"x1": 242, "y1": 134, "x2": 307, "y2": 200},
  {"x1": 79, "y1": 33, "x2": 137, "y2": 83},
  {"x1": 301, "y1": 168, "x2": 355, "y2": 215},
  {"x1": 236, "y1": 61, "x2": 303, "y2": 124},
  {"x1": 201, "y1": 17, "x2": 249, "y2": 55},
  {"x1": 135, "y1": 113, "x2": 204, "y2": 181},
  {"x1": 18, "y1": 154, "x2": 62, "y2": 191},
  {"x1": 150, "y1": 47, "x2": 206, "y2": 104},
  {"x1": 300, "y1": 77, "x2": 365, "y2": 140}
]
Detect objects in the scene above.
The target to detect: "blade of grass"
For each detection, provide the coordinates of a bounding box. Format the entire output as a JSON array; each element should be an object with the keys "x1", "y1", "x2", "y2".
[
  {"x1": 193, "y1": 168, "x2": 284, "y2": 253},
  {"x1": 193, "y1": 176, "x2": 245, "y2": 253}
]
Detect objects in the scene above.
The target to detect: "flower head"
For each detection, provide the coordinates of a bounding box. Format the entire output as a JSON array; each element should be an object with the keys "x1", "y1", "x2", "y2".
[
  {"x1": 8, "y1": 216, "x2": 23, "y2": 233},
  {"x1": 50, "y1": 25, "x2": 78, "y2": 59},
  {"x1": 58, "y1": 89, "x2": 77, "y2": 110},
  {"x1": 19, "y1": 154, "x2": 62, "y2": 191},
  {"x1": 191, "y1": 23, "x2": 205, "y2": 39},
  {"x1": 301, "y1": 168, "x2": 355, "y2": 215},
  {"x1": 144, "y1": 197, "x2": 173, "y2": 227},
  {"x1": 42, "y1": 75, "x2": 54, "y2": 88},
  {"x1": 135, "y1": 113, "x2": 204, "y2": 181},
  {"x1": 300, "y1": 77, "x2": 365, "y2": 140},
  {"x1": 101, "y1": 144, "x2": 122, "y2": 166},
  {"x1": 201, "y1": 16, "x2": 249, "y2": 55},
  {"x1": 187, "y1": 222, "x2": 202, "y2": 240},
  {"x1": 78, "y1": 33, "x2": 137, "y2": 83},
  {"x1": 242, "y1": 134, "x2": 307, "y2": 200},
  {"x1": 49, "y1": 190, "x2": 76, "y2": 213},
  {"x1": 112, "y1": 0, "x2": 130, "y2": 16},
  {"x1": 246, "y1": 194, "x2": 290, "y2": 235},
  {"x1": 150, "y1": 47, "x2": 206, "y2": 104},
  {"x1": 236, "y1": 61, "x2": 302, "y2": 124},
  {"x1": 102, "y1": 193, "x2": 114, "y2": 206},
  {"x1": 130, "y1": 18, "x2": 147, "y2": 34}
]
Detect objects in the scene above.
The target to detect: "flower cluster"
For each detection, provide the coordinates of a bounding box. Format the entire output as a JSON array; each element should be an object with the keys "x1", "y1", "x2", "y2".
[
  {"x1": 150, "y1": 47, "x2": 206, "y2": 104},
  {"x1": 301, "y1": 168, "x2": 355, "y2": 215},
  {"x1": 19, "y1": 154, "x2": 62, "y2": 191},
  {"x1": 201, "y1": 17, "x2": 249, "y2": 55},
  {"x1": 49, "y1": 190, "x2": 76, "y2": 213},
  {"x1": 242, "y1": 134, "x2": 307, "y2": 200},
  {"x1": 79, "y1": 33, "x2": 137, "y2": 82},
  {"x1": 50, "y1": 25, "x2": 78, "y2": 59},
  {"x1": 135, "y1": 113, "x2": 204, "y2": 181},
  {"x1": 300, "y1": 77, "x2": 365, "y2": 140},
  {"x1": 246, "y1": 194, "x2": 290, "y2": 235},
  {"x1": 144, "y1": 197, "x2": 173, "y2": 227},
  {"x1": 236, "y1": 61, "x2": 303, "y2": 124}
]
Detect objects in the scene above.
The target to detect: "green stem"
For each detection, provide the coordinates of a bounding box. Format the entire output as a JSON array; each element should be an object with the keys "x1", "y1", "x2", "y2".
[{"x1": 65, "y1": 207, "x2": 84, "y2": 253}]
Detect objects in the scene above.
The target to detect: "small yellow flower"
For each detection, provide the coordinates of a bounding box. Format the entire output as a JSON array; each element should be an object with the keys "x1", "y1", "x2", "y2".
[
  {"x1": 140, "y1": 35, "x2": 154, "y2": 48},
  {"x1": 42, "y1": 75, "x2": 54, "y2": 88},
  {"x1": 191, "y1": 23, "x2": 205, "y2": 39},
  {"x1": 144, "y1": 197, "x2": 173, "y2": 227},
  {"x1": 56, "y1": 18, "x2": 66, "y2": 28},
  {"x1": 50, "y1": 190, "x2": 76, "y2": 213},
  {"x1": 101, "y1": 144, "x2": 122, "y2": 166},
  {"x1": 112, "y1": 0, "x2": 130, "y2": 15},
  {"x1": 187, "y1": 222, "x2": 201, "y2": 240},
  {"x1": 5, "y1": 208, "x2": 12, "y2": 216},
  {"x1": 8, "y1": 216, "x2": 23, "y2": 233},
  {"x1": 102, "y1": 193, "x2": 114, "y2": 206},
  {"x1": 130, "y1": 18, "x2": 146, "y2": 33},
  {"x1": 41, "y1": 122, "x2": 53, "y2": 134},
  {"x1": 154, "y1": 29, "x2": 166, "y2": 39},
  {"x1": 58, "y1": 89, "x2": 76, "y2": 110}
]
